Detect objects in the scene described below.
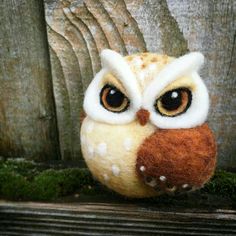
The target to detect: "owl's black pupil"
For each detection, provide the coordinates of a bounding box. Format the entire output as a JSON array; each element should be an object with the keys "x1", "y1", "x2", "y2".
[
  {"x1": 106, "y1": 87, "x2": 125, "y2": 108},
  {"x1": 161, "y1": 89, "x2": 182, "y2": 111}
]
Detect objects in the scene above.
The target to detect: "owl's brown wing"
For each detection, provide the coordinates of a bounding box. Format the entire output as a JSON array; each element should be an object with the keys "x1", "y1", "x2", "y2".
[{"x1": 136, "y1": 123, "x2": 217, "y2": 195}]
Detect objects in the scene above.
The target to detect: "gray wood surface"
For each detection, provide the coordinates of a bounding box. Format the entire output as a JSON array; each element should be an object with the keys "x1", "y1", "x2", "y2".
[
  {"x1": 44, "y1": 0, "x2": 236, "y2": 168},
  {"x1": 0, "y1": 0, "x2": 60, "y2": 160},
  {"x1": 0, "y1": 202, "x2": 235, "y2": 235}
]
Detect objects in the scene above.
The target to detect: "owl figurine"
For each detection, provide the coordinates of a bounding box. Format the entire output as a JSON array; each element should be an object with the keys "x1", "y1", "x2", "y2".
[{"x1": 81, "y1": 49, "x2": 217, "y2": 198}]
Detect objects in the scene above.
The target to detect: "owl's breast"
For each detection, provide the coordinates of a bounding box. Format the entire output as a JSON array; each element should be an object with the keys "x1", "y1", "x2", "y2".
[
  {"x1": 81, "y1": 117, "x2": 157, "y2": 197},
  {"x1": 136, "y1": 123, "x2": 217, "y2": 194}
]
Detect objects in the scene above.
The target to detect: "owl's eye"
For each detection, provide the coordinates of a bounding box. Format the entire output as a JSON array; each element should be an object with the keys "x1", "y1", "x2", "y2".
[
  {"x1": 155, "y1": 88, "x2": 192, "y2": 117},
  {"x1": 100, "y1": 84, "x2": 130, "y2": 113}
]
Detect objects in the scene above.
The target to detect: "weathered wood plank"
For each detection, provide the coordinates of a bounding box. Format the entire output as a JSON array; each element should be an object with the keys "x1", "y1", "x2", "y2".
[
  {"x1": 44, "y1": 0, "x2": 148, "y2": 160},
  {"x1": 0, "y1": 0, "x2": 60, "y2": 160},
  {"x1": 164, "y1": 0, "x2": 236, "y2": 169},
  {"x1": 0, "y1": 202, "x2": 235, "y2": 235},
  {"x1": 44, "y1": 0, "x2": 235, "y2": 168}
]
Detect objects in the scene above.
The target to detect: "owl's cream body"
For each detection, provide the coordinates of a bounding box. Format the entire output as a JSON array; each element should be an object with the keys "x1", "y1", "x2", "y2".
[
  {"x1": 81, "y1": 50, "x2": 217, "y2": 198},
  {"x1": 81, "y1": 116, "x2": 157, "y2": 197}
]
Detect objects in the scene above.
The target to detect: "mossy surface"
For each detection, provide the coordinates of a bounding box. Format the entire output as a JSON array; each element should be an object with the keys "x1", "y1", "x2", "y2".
[
  {"x1": 0, "y1": 160, "x2": 94, "y2": 201},
  {"x1": 202, "y1": 170, "x2": 236, "y2": 201},
  {"x1": 0, "y1": 159, "x2": 235, "y2": 207}
]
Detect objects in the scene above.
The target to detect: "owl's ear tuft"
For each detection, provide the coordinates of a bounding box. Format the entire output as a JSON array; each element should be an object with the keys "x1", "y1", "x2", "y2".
[
  {"x1": 182, "y1": 52, "x2": 204, "y2": 72},
  {"x1": 143, "y1": 51, "x2": 208, "y2": 129},
  {"x1": 99, "y1": 49, "x2": 142, "y2": 111},
  {"x1": 100, "y1": 49, "x2": 124, "y2": 69}
]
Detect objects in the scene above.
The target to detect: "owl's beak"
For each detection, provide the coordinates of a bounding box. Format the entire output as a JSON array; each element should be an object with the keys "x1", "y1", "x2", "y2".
[{"x1": 136, "y1": 109, "x2": 150, "y2": 126}]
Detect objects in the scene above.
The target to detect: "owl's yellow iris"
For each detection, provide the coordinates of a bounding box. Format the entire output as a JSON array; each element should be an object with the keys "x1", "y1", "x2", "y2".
[
  {"x1": 100, "y1": 84, "x2": 130, "y2": 113},
  {"x1": 155, "y1": 88, "x2": 192, "y2": 117}
]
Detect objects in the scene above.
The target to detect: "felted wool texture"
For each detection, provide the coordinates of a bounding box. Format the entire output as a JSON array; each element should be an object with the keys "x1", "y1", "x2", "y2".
[
  {"x1": 83, "y1": 50, "x2": 209, "y2": 129},
  {"x1": 83, "y1": 69, "x2": 138, "y2": 125},
  {"x1": 83, "y1": 51, "x2": 174, "y2": 126},
  {"x1": 142, "y1": 53, "x2": 209, "y2": 129},
  {"x1": 125, "y1": 52, "x2": 174, "y2": 91},
  {"x1": 101, "y1": 49, "x2": 142, "y2": 110},
  {"x1": 81, "y1": 49, "x2": 216, "y2": 197},
  {"x1": 81, "y1": 116, "x2": 159, "y2": 198},
  {"x1": 142, "y1": 52, "x2": 204, "y2": 102},
  {"x1": 136, "y1": 109, "x2": 150, "y2": 126},
  {"x1": 136, "y1": 123, "x2": 217, "y2": 190}
]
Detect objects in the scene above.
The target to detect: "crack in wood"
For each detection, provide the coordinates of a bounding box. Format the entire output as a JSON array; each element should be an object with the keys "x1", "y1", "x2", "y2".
[
  {"x1": 62, "y1": 8, "x2": 94, "y2": 89},
  {"x1": 47, "y1": 24, "x2": 83, "y2": 159},
  {"x1": 101, "y1": 0, "x2": 147, "y2": 53},
  {"x1": 49, "y1": 46, "x2": 73, "y2": 159},
  {"x1": 65, "y1": 7, "x2": 101, "y2": 75},
  {"x1": 226, "y1": 30, "x2": 236, "y2": 79},
  {"x1": 84, "y1": 0, "x2": 128, "y2": 54},
  {"x1": 80, "y1": 2, "x2": 112, "y2": 50}
]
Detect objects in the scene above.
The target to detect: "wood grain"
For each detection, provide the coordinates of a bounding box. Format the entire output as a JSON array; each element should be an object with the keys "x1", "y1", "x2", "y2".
[
  {"x1": 0, "y1": 202, "x2": 235, "y2": 235},
  {"x1": 45, "y1": 0, "x2": 147, "y2": 160},
  {"x1": 44, "y1": 0, "x2": 235, "y2": 168},
  {"x1": 166, "y1": 0, "x2": 236, "y2": 169},
  {"x1": 0, "y1": 0, "x2": 60, "y2": 160}
]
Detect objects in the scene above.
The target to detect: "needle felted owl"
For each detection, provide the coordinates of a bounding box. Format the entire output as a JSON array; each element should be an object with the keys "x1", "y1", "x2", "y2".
[{"x1": 81, "y1": 49, "x2": 217, "y2": 198}]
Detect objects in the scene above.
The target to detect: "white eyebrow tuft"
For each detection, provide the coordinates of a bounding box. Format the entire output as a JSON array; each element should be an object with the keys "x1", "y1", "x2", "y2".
[
  {"x1": 83, "y1": 50, "x2": 142, "y2": 124},
  {"x1": 101, "y1": 49, "x2": 142, "y2": 110},
  {"x1": 143, "y1": 52, "x2": 204, "y2": 108},
  {"x1": 142, "y1": 52, "x2": 209, "y2": 129}
]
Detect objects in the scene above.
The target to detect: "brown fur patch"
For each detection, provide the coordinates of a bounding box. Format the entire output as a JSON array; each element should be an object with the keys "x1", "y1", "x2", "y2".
[
  {"x1": 136, "y1": 109, "x2": 150, "y2": 126},
  {"x1": 136, "y1": 124, "x2": 217, "y2": 189}
]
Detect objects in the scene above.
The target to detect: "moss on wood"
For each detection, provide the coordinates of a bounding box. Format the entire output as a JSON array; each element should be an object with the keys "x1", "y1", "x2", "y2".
[
  {"x1": 202, "y1": 170, "x2": 236, "y2": 201},
  {"x1": 0, "y1": 160, "x2": 94, "y2": 201},
  {"x1": 0, "y1": 159, "x2": 235, "y2": 204}
]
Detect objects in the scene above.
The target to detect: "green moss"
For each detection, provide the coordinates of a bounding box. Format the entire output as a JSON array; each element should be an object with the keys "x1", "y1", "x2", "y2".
[
  {"x1": 202, "y1": 170, "x2": 236, "y2": 201},
  {"x1": 0, "y1": 160, "x2": 94, "y2": 201},
  {"x1": 0, "y1": 160, "x2": 235, "y2": 203},
  {"x1": 0, "y1": 170, "x2": 29, "y2": 200},
  {"x1": 32, "y1": 168, "x2": 94, "y2": 200},
  {"x1": 0, "y1": 159, "x2": 42, "y2": 180}
]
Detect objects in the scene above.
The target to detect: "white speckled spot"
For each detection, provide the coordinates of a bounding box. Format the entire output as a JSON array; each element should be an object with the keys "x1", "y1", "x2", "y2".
[
  {"x1": 182, "y1": 184, "x2": 189, "y2": 189},
  {"x1": 111, "y1": 165, "x2": 120, "y2": 176},
  {"x1": 123, "y1": 138, "x2": 132, "y2": 151},
  {"x1": 160, "y1": 176, "x2": 166, "y2": 182},
  {"x1": 97, "y1": 143, "x2": 107, "y2": 157},
  {"x1": 86, "y1": 122, "x2": 94, "y2": 133},
  {"x1": 103, "y1": 173, "x2": 109, "y2": 182},
  {"x1": 88, "y1": 146, "x2": 94, "y2": 159},
  {"x1": 131, "y1": 57, "x2": 142, "y2": 67},
  {"x1": 140, "y1": 166, "x2": 146, "y2": 172},
  {"x1": 147, "y1": 63, "x2": 156, "y2": 71}
]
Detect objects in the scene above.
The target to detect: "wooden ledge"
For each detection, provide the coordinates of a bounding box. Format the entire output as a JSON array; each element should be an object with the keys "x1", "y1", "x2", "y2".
[{"x1": 0, "y1": 201, "x2": 235, "y2": 235}]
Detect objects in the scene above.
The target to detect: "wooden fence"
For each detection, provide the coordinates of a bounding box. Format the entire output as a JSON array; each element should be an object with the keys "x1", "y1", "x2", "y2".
[{"x1": 0, "y1": 0, "x2": 235, "y2": 169}]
